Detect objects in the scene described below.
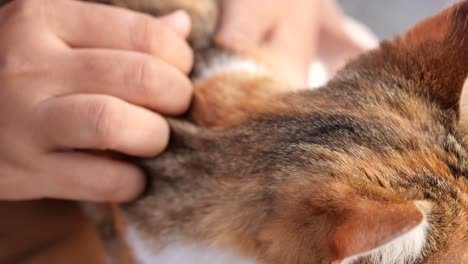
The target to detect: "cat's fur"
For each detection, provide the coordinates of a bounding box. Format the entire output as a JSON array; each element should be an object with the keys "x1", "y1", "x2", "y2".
[{"x1": 84, "y1": 1, "x2": 468, "y2": 264}]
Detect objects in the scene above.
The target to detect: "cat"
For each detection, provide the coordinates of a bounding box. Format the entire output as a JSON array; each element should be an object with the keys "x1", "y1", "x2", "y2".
[{"x1": 83, "y1": 1, "x2": 468, "y2": 264}]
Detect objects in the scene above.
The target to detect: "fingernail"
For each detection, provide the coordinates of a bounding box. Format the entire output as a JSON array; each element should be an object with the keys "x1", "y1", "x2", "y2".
[{"x1": 159, "y1": 10, "x2": 191, "y2": 37}]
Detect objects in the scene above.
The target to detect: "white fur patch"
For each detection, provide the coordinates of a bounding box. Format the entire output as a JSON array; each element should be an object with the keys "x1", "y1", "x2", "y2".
[
  {"x1": 343, "y1": 219, "x2": 429, "y2": 264},
  {"x1": 308, "y1": 61, "x2": 329, "y2": 88},
  {"x1": 196, "y1": 54, "x2": 331, "y2": 90},
  {"x1": 196, "y1": 56, "x2": 269, "y2": 81},
  {"x1": 127, "y1": 226, "x2": 258, "y2": 264}
]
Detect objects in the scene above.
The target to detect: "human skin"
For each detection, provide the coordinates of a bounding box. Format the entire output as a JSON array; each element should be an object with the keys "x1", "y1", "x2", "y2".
[
  {"x1": 216, "y1": 0, "x2": 377, "y2": 84},
  {"x1": 0, "y1": 0, "x2": 194, "y2": 202}
]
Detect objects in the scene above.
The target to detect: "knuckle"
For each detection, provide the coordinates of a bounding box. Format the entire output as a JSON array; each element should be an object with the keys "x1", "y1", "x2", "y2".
[
  {"x1": 8, "y1": 0, "x2": 34, "y2": 13},
  {"x1": 133, "y1": 15, "x2": 161, "y2": 53},
  {"x1": 2, "y1": 0, "x2": 61, "y2": 37},
  {"x1": 132, "y1": 58, "x2": 155, "y2": 99},
  {"x1": 130, "y1": 14, "x2": 192, "y2": 72},
  {"x1": 87, "y1": 99, "x2": 119, "y2": 149},
  {"x1": 0, "y1": 53, "x2": 42, "y2": 79},
  {"x1": 6, "y1": 0, "x2": 44, "y2": 21}
]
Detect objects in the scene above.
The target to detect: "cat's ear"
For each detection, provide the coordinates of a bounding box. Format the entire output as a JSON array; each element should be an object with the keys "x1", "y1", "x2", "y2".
[
  {"x1": 395, "y1": 2, "x2": 468, "y2": 114},
  {"x1": 330, "y1": 200, "x2": 427, "y2": 263}
]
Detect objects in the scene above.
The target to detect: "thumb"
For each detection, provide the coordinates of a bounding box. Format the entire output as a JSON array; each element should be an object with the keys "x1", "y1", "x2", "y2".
[
  {"x1": 159, "y1": 10, "x2": 192, "y2": 38},
  {"x1": 215, "y1": 0, "x2": 280, "y2": 51},
  {"x1": 317, "y1": 0, "x2": 378, "y2": 74}
]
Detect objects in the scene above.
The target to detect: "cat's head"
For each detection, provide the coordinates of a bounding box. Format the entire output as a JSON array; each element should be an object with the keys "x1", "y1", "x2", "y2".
[
  {"x1": 251, "y1": 2, "x2": 468, "y2": 263},
  {"x1": 131, "y1": 2, "x2": 468, "y2": 264}
]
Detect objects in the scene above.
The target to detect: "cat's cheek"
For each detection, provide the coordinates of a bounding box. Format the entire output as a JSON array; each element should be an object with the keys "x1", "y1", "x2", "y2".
[{"x1": 126, "y1": 225, "x2": 259, "y2": 264}]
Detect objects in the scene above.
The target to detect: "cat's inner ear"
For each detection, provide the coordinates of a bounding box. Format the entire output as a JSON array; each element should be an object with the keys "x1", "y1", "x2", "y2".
[
  {"x1": 459, "y1": 76, "x2": 468, "y2": 125},
  {"x1": 330, "y1": 200, "x2": 428, "y2": 264}
]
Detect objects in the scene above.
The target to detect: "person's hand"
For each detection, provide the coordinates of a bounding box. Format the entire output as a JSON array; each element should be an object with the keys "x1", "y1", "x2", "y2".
[
  {"x1": 0, "y1": 0, "x2": 193, "y2": 202},
  {"x1": 216, "y1": 0, "x2": 377, "y2": 85}
]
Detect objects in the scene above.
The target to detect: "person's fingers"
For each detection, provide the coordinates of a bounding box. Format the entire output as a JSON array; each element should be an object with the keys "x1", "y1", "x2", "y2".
[
  {"x1": 215, "y1": 0, "x2": 282, "y2": 51},
  {"x1": 54, "y1": 49, "x2": 192, "y2": 115},
  {"x1": 47, "y1": 0, "x2": 193, "y2": 73},
  {"x1": 41, "y1": 151, "x2": 145, "y2": 202},
  {"x1": 37, "y1": 94, "x2": 170, "y2": 157}
]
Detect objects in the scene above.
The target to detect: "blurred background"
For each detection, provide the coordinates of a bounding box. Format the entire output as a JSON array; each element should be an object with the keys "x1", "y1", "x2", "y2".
[
  {"x1": 308, "y1": 0, "x2": 453, "y2": 87},
  {"x1": 338, "y1": 0, "x2": 451, "y2": 39}
]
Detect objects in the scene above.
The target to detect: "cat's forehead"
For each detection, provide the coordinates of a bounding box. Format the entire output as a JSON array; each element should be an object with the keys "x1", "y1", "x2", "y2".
[
  {"x1": 246, "y1": 90, "x2": 467, "y2": 191},
  {"x1": 258, "y1": 95, "x2": 439, "y2": 155}
]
